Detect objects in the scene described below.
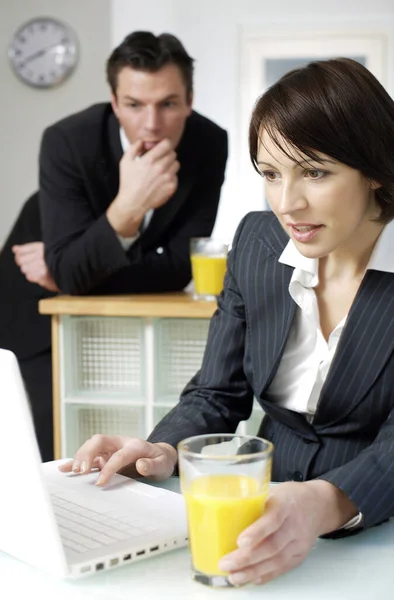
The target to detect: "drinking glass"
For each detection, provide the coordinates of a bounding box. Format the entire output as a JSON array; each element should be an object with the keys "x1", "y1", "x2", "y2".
[
  {"x1": 190, "y1": 238, "x2": 228, "y2": 300},
  {"x1": 178, "y1": 434, "x2": 273, "y2": 588}
]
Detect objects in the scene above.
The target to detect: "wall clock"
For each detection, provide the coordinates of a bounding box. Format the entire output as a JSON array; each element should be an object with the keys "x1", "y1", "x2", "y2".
[{"x1": 8, "y1": 16, "x2": 79, "y2": 89}]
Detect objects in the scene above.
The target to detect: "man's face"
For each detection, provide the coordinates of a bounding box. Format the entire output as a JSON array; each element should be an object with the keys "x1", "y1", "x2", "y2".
[{"x1": 111, "y1": 64, "x2": 193, "y2": 152}]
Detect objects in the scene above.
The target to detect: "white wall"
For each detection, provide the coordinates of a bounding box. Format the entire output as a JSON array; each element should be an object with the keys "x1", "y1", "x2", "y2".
[
  {"x1": 2, "y1": 1, "x2": 394, "y2": 247},
  {"x1": 0, "y1": 0, "x2": 111, "y2": 246},
  {"x1": 112, "y1": 0, "x2": 394, "y2": 242}
]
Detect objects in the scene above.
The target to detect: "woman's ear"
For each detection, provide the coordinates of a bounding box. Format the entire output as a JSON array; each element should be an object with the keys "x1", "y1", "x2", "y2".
[{"x1": 370, "y1": 179, "x2": 382, "y2": 190}]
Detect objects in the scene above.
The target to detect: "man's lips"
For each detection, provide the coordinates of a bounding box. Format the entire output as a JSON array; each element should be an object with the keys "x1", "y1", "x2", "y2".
[{"x1": 142, "y1": 141, "x2": 160, "y2": 151}]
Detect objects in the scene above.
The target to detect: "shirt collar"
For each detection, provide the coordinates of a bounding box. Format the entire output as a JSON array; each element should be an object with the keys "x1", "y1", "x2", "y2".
[
  {"x1": 278, "y1": 219, "x2": 394, "y2": 287},
  {"x1": 278, "y1": 238, "x2": 318, "y2": 288},
  {"x1": 119, "y1": 127, "x2": 129, "y2": 152},
  {"x1": 367, "y1": 219, "x2": 394, "y2": 273}
]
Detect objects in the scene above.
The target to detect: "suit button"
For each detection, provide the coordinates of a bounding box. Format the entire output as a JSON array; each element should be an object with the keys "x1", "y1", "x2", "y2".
[
  {"x1": 292, "y1": 471, "x2": 303, "y2": 482},
  {"x1": 156, "y1": 247, "x2": 164, "y2": 254}
]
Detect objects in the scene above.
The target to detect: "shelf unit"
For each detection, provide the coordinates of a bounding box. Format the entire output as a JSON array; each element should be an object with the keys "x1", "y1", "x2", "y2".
[{"x1": 40, "y1": 294, "x2": 264, "y2": 458}]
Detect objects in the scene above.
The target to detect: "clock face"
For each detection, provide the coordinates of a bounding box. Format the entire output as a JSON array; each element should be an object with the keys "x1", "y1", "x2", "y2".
[{"x1": 8, "y1": 17, "x2": 79, "y2": 89}]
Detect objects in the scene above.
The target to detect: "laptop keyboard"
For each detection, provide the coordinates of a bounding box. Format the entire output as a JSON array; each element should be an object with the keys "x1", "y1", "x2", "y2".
[{"x1": 50, "y1": 488, "x2": 160, "y2": 554}]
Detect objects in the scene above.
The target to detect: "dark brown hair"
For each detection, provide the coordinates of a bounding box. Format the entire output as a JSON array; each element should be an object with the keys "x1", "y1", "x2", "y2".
[
  {"x1": 249, "y1": 58, "x2": 394, "y2": 222},
  {"x1": 106, "y1": 31, "x2": 194, "y2": 99}
]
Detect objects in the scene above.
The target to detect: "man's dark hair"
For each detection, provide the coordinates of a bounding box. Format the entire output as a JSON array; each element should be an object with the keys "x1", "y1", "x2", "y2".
[
  {"x1": 106, "y1": 31, "x2": 194, "y2": 98},
  {"x1": 249, "y1": 57, "x2": 394, "y2": 223}
]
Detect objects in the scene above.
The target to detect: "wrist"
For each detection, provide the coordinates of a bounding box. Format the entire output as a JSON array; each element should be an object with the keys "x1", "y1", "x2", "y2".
[
  {"x1": 303, "y1": 480, "x2": 359, "y2": 536},
  {"x1": 106, "y1": 197, "x2": 145, "y2": 237}
]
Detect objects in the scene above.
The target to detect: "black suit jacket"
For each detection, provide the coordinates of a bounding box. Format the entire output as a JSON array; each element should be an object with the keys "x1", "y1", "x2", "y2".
[
  {"x1": 148, "y1": 212, "x2": 394, "y2": 531},
  {"x1": 0, "y1": 192, "x2": 56, "y2": 359},
  {"x1": 39, "y1": 104, "x2": 228, "y2": 294}
]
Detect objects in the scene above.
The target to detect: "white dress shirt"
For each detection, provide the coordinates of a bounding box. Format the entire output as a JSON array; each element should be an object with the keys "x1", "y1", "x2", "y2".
[
  {"x1": 269, "y1": 219, "x2": 394, "y2": 418},
  {"x1": 268, "y1": 219, "x2": 394, "y2": 530},
  {"x1": 116, "y1": 128, "x2": 154, "y2": 251}
]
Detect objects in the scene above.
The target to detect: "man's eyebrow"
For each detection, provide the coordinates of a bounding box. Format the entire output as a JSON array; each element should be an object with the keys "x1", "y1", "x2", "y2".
[{"x1": 123, "y1": 93, "x2": 181, "y2": 102}]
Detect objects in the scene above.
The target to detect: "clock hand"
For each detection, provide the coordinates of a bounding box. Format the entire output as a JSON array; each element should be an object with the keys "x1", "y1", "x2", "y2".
[{"x1": 21, "y1": 42, "x2": 65, "y2": 66}]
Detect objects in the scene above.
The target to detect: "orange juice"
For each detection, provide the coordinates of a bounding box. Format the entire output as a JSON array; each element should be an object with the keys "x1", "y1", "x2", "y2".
[
  {"x1": 191, "y1": 255, "x2": 227, "y2": 297},
  {"x1": 184, "y1": 474, "x2": 268, "y2": 576}
]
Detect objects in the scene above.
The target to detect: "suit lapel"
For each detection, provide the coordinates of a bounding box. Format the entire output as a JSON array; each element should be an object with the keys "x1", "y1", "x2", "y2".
[
  {"x1": 314, "y1": 270, "x2": 394, "y2": 426},
  {"x1": 249, "y1": 236, "x2": 296, "y2": 389},
  {"x1": 104, "y1": 112, "x2": 123, "y2": 201}
]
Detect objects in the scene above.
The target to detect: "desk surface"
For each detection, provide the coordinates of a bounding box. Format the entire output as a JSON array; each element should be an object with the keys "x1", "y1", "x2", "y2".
[
  {"x1": 39, "y1": 293, "x2": 217, "y2": 319},
  {"x1": 1, "y1": 476, "x2": 393, "y2": 600}
]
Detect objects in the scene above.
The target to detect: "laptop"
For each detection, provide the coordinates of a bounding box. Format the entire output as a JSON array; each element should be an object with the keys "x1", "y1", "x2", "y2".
[{"x1": 0, "y1": 348, "x2": 188, "y2": 578}]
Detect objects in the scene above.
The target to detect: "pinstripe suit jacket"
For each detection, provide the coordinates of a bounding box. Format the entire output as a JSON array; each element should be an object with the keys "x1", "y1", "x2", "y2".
[{"x1": 148, "y1": 211, "x2": 394, "y2": 530}]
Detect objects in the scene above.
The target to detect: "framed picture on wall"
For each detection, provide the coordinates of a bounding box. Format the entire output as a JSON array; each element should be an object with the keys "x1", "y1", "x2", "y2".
[{"x1": 239, "y1": 30, "x2": 388, "y2": 210}]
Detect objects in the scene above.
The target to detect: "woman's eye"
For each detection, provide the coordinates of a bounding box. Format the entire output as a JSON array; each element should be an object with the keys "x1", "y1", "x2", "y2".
[
  {"x1": 262, "y1": 171, "x2": 278, "y2": 181},
  {"x1": 306, "y1": 169, "x2": 326, "y2": 180}
]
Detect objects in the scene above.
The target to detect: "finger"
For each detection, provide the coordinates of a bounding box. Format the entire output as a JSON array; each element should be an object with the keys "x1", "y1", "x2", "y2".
[
  {"x1": 220, "y1": 515, "x2": 293, "y2": 574},
  {"x1": 236, "y1": 495, "x2": 288, "y2": 547},
  {"x1": 23, "y1": 266, "x2": 46, "y2": 279},
  {"x1": 58, "y1": 459, "x2": 74, "y2": 472},
  {"x1": 14, "y1": 253, "x2": 39, "y2": 268},
  {"x1": 58, "y1": 456, "x2": 103, "y2": 474},
  {"x1": 18, "y1": 256, "x2": 45, "y2": 271},
  {"x1": 12, "y1": 242, "x2": 43, "y2": 257},
  {"x1": 167, "y1": 159, "x2": 180, "y2": 176},
  {"x1": 135, "y1": 453, "x2": 174, "y2": 481},
  {"x1": 95, "y1": 439, "x2": 166, "y2": 486},
  {"x1": 126, "y1": 139, "x2": 145, "y2": 160},
  {"x1": 229, "y1": 541, "x2": 305, "y2": 587},
  {"x1": 143, "y1": 138, "x2": 173, "y2": 161},
  {"x1": 70, "y1": 434, "x2": 121, "y2": 474}
]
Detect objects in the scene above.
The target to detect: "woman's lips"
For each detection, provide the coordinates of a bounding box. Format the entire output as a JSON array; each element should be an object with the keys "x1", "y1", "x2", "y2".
[{"x1": 289, "y1": 224, "x2": 324, "y2": 243}]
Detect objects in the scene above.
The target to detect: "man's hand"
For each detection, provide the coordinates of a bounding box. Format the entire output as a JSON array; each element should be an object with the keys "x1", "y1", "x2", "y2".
[
  {"x1": 58, "y1": 434, "x2": 178, "y2": 486},
  {"x1": 218, "y1": 480, "x2": 358, "y2": 586},
  {"x1": 12, "y1": 242, "x2": 59, "y2": 292},
  {"x1": 107, "y1": 138, "x2": 180, "y2": 238}
]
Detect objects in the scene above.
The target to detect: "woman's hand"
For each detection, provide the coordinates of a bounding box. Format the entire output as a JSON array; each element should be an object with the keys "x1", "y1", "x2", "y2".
[
  {"x1": 58, "y1": 435, "x2": 178, "y2": 485},
  {"x1": 218, "y1": 480, "x2": 358, "y2": 586}
]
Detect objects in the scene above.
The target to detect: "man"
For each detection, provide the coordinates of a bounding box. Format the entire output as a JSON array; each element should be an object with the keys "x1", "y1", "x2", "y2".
[{"x1": 2, "y1": 31, "x2": 228, "y2": 461}]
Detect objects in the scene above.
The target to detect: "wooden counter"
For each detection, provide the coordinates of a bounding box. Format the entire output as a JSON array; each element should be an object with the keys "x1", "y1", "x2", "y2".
[{"x1": 39, "y1": 292, "x2": 217, "y2": 319}]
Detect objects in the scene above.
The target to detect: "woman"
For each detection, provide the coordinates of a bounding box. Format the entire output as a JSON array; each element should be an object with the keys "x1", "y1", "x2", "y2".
[{"x1": 61, "y1": 58, "x2": 394, "y2": 585}]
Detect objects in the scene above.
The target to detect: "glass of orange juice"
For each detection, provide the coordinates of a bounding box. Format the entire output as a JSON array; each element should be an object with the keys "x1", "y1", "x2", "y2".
[
  {"x1": 178, "y1": 434, "x2": 273, "y2": 588},
  {"x1": 190, "y1": 238, "x2": 228, "y2": 300}
]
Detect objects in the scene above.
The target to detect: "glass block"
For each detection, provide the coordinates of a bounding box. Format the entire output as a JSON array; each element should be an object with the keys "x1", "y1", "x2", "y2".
[
  {"x1": 155, "y1": 318, "x2": 210, "y2": 401},
  {"x1": 62, "y1": 316, "x2": 144, "y2": 399},
  {"x1": 64, "y1": 403, "x2": 145, "y2": 457}
]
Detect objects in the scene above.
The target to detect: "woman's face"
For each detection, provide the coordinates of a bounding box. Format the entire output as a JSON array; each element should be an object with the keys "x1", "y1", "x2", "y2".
[{"x1": 256, "y1": 129, "x2": 382, "y2": 259}]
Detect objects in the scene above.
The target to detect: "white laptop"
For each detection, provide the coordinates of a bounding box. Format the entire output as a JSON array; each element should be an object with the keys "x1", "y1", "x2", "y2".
[{"x1": 0, "y1": 349, "x2": 188, "y2": 578}]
